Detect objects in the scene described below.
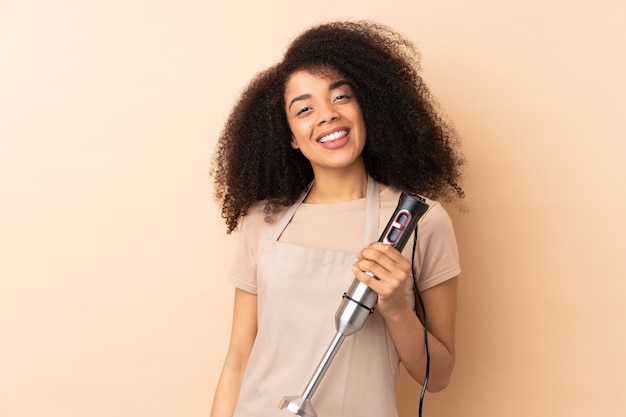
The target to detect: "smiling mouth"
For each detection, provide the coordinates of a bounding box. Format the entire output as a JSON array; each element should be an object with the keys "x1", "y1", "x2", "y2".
[{"x1": 318, "y1": 130, "x2": 348, "y2": 143}]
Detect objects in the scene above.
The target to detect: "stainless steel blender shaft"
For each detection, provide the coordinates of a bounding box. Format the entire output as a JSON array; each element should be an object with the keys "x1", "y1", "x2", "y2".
[
  {"x1": 302, "y1": 332, "x2": 345, "y2": 399},
  {"x1": 278, "y1": 332, "x2": 345, "y2": 417}
]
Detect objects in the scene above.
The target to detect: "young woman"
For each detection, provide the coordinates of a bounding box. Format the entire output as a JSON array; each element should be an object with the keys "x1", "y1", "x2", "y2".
[{"x1": 210, "y1": 20, "x2": 464, "y2": 417}]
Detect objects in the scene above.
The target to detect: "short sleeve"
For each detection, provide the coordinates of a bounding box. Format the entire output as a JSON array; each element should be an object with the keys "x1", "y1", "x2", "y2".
[
  {"x1": 413, "y1": 201, "x2": 461, "y2": 291},
  {"x1": 227, "y1": 204, "x2": 272, "y2": 294}
]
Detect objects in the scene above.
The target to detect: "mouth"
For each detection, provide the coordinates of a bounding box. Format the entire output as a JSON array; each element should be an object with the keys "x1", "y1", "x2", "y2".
[{"x1": 318, "y1": 130, "x2": 349, "y2": 144}]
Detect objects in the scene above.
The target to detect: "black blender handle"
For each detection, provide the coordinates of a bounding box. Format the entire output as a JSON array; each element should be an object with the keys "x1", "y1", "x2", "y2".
[{"x1": 379, "y1": 192, "x2": 429, "y2": 251}]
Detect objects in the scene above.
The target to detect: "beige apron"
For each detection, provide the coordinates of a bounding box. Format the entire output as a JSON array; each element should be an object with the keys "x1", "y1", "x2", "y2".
[{"x1": 233, "y1": 178, "x2": 398, "y2": 417}]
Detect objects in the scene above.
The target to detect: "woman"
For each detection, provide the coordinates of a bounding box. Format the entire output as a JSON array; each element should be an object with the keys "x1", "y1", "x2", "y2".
[{"x1": 210, "y1": 20, "x2": 464, "y2": 417}]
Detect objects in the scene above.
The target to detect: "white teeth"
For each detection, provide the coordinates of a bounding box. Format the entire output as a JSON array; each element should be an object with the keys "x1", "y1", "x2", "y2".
[{"x1": 319, "y1": 130, "x2": 348, "y2": 143}]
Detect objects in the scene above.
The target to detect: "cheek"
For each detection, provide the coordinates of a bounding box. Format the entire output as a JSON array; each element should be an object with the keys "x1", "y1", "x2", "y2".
[{"x1": 289, "y1": 120, "x2": 312, "y2": 139}]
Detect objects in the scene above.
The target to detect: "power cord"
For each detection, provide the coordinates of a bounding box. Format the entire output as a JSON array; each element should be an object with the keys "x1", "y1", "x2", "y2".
[{"x1": 411, "y1": 227, "x2": 430, "y2": 417}]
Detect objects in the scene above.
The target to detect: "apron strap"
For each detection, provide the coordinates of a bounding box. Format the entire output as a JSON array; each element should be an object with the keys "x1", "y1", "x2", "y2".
[
  {"x1": 267, "y1": 181, "x2": 313, "y2": 241},
  {"x1": 364, "y1": 176, "x2": 380, "y2": 243}
]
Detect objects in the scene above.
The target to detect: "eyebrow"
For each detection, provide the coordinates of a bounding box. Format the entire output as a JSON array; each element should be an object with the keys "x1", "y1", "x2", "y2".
[{"x1": 287, "y1": 80, "x2": 350, "y2": 111}]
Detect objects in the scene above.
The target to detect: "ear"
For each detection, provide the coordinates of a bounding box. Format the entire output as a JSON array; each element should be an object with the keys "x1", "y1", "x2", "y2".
[{"x1": 290, "y1": 135, "x2": 299, "y2": 149}]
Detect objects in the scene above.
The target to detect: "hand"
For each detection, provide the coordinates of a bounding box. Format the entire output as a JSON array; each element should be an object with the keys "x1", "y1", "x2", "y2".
[{"x1": 352, "y1": 241, "x2": 412, "y2": 318}]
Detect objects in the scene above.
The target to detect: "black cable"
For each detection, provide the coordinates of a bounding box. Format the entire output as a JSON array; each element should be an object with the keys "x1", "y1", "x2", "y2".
[{"x1": 411, "y1": 227, "x2": 430, "y2": 417}]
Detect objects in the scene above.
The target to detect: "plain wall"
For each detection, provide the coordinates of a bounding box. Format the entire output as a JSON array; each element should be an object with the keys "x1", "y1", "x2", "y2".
[{"x1": 1, "y1": 1, "x2": 624, "y2": 416}]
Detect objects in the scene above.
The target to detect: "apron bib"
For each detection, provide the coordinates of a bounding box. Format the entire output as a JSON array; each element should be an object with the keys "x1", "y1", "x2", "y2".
[{"x1": 233, "y1": 178, "x2": 398, "y2": 417}]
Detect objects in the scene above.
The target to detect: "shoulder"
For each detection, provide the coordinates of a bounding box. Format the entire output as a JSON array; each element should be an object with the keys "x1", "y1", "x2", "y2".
[
  {"x1": 241, "y1": 202, "x2": 270, "y2": 228},
  {"x1": 237, "y1": 201, "x2": 289, "y2": 243},
  {"x1": 421, "y1": 198, "x2": 453, "y2": 231}
]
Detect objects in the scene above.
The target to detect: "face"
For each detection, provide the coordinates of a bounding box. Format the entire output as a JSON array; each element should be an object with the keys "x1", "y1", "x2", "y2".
[{"x1": 284, "y1": 68, "x2": 367, "y2": 176}]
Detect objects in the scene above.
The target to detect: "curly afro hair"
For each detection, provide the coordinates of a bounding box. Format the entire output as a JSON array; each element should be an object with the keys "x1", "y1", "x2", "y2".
[{"x1": 212, "y1": 20, "x2": 464, "y2": 233}]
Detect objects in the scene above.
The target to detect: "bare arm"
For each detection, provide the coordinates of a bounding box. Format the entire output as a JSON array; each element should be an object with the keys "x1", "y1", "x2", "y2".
[
  {"x1": 210, "y1": 288, "x2": 258, "y2": 417},
  {"x1": 353, "y1": 242, "x2": 458, "y2": 392},
  {"x1": 381, "y1": 277, "x2": 457, "y2": 392}
]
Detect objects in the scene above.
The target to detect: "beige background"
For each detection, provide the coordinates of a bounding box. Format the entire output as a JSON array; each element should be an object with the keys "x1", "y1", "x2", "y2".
[{"x1": 1, "y1": 1, "x2": 625, "y2": 416}]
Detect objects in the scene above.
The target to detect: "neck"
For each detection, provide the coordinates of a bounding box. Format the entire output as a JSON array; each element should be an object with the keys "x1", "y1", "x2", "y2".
[{"x1": 305, "y1": 169, "x2": 369, "y2": 204}]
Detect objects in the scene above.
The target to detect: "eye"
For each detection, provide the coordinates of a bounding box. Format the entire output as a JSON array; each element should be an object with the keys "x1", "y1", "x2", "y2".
[
  {"x1": 295, "y1": 106, "x2": 312, "y2": 116},
  {"x1": 333, "y1": 93, "x2": 352, "y2": 102}
]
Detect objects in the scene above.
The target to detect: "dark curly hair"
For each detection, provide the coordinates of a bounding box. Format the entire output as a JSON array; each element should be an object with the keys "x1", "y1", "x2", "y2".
[{"x1": 212, "y1": 20, "x2": 464, "y2": 233}]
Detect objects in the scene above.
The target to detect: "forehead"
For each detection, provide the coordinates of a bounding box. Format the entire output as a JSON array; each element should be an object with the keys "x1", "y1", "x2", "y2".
[{"x1": 284, "y1": 67, "x2": 346, "y2": 94}]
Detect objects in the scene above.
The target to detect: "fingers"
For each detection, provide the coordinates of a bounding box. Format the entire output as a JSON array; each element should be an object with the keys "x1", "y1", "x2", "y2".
[
  {"x1": 352, "y1": 242, "x2": 412, "y2": 316},
  {"x1": 352, "y1": 242, "x2": 411, "y2": 289},
  {"x1": 355, "y1": 242, "x2": 410, "y2": 278},
  {"x1": 357, "y1": 241, "x2": 407, "y2": 263}
]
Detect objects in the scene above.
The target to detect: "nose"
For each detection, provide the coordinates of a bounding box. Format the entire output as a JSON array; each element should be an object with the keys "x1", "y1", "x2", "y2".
[{"x1": 317, "y1": 103, "x2": 340, "y2": 125}]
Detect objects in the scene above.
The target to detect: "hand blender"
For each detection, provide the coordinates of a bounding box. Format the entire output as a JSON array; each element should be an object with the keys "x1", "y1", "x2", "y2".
[{"x1": 279, "y1": 192, "x2": 429, "y2": 417}]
